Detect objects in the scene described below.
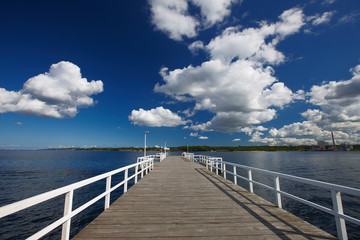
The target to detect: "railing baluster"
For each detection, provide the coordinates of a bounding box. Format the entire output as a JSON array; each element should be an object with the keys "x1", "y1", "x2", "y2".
[
  {"x1": 141, "y1": 163, "x2": 144, "y2": 178},
  {"x1": 135, "y1": 164, "x2": 138, "y2": 184},
  {"x1": 105, "y1": 176, "x2": 111, "y2": 210},
  {"x1": 331, "y1": 190, "x2": 347, "y2": 240},
  {"x1": 61, "y1": 190, "x2": 74, "y2": 240},
  {"x1": 248, "y1": 170, "x2": 253, "y2": 193},
  {"x1": 216, "y1": 161, "x2": 219, "y2": 175},
  {"x1": 124, "y1": 169, "x2": 128, "y2": 193},
  {"x1": 233, "y1": 166, "x2": 237, "y2": 185},
  {"x1": 223, "y1": 163, "x2": 227, "y2": 179},
  {"x1": 274, "y1": 176, "x2": 282, "y2": 209}
]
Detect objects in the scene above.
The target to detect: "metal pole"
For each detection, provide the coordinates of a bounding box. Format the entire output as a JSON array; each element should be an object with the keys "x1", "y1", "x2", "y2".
[{"x1": 144, "y1": 131, "x2": 149, "y2": 157}]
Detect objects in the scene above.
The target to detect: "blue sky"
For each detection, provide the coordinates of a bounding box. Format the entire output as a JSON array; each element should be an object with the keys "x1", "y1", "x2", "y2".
[{"x1": 1, "y1": 0, "x2": 360, "y2": 149}]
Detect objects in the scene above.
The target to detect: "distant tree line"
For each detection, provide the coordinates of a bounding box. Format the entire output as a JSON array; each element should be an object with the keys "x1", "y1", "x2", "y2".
[{"x1": 48, "y1": 145, "x2": 360, "y2": 152}]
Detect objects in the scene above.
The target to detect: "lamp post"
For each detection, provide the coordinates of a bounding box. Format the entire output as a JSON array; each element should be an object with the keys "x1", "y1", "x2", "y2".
[{"x1": 144, "y1": 131, "x2": 149, "y2": 156}]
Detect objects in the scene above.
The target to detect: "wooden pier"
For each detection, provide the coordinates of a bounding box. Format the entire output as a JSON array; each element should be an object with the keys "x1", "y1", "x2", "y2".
[{"x1": 73, "y1": 156, "x2": 335, "y2": 239}]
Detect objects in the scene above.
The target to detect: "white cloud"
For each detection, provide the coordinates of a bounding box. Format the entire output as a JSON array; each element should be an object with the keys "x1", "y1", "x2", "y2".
[
  {"x1": 148, "y1": 0, "x2": 240, "y2": 41},
  {"x1": 249, "y1": 119, "x2": 354, "y2": 146},
  {"x1": 190, "y1": 132, "x2": 198, "y2": 137},
  {"x1": 199, "y1": 136, "x2": 208, "y2": 139},
  {"x1": 188, "y1": 41, "x2": 204, "y2": 54},
  {"x1": 240, "y1": 126, "x2": 268, "y2": 135},
  {"x1": 156, "y1": 60, "x2": 296, "y2": 114},
  {"x1": 250, "y1": 131, "x2": 317, "y2": 146},
  {"x1": 0, "y1": 61, "x2": 103, "y2": 118},
  {"x1": 304, "y1": 64, "x2": 360, "y2": 136},
  {"x1": 191, "y1": 0, "x2": 238, "y2": 26},
  {"x1": 129, "y1": 106, "x2": 187, "y2": 127},
  {"x1": 339, "y1": 11, "x2": 360, "y2": 24},
  {"x1": 232, "y1": 138, "x2": 241, "y2": 142},
  {"x1": 153, "y1": 8, "x2": 306, "y2": 133},
  {"x1": 149, "y1": 0, "x2": 199, "y2": 41},
  {"x1": 182, "y1": 108, "x2": 196, "y2": 117},
  {"x1": 250, "y1": 64, "x2": 360, "y2": 145},
  {"x1": 310, "y1": 11, "x2": 335, "y2": 26},
  {"x1": 323, "y1": 0, "x2": 336, "y2": 4}
]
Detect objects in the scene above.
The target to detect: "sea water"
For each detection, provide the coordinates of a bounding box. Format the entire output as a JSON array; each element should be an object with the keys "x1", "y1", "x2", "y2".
[{"x1": 0, "y1": 150, "x2": 359, "y2": 239}]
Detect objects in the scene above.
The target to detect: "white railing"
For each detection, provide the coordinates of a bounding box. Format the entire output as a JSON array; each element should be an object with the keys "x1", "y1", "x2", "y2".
[
  {"x1": 138, "y1": 152, "x2": 166, "y2": 163},
  {"x1": 0, "y1": 157, "x2": 155, "y2": 240},
  {"x1": 186, "y1": 154, "x2": 360, "y2": 240}
]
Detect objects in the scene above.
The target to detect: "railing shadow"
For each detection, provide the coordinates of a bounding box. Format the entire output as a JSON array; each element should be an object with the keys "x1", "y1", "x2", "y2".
[{"x1": 195, "y1": 167, "x2": 335, "y2": 240}]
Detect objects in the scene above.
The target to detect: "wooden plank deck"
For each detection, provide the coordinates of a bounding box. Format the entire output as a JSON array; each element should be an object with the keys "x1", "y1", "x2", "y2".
[{"x1": 73, "y1": 156, "x2": 335, "y2": 240}]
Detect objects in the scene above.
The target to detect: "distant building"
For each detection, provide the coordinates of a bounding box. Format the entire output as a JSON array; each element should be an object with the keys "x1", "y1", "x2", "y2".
[
  {"x1": 340, "y1": 143, "x2": 353, "y2": 151},
  {"x1": 318, "y1": 141, "x2": 328, "y2": 150},
  {"x1": 312, "y1": 141, "x2": 331, "y2": 151}
]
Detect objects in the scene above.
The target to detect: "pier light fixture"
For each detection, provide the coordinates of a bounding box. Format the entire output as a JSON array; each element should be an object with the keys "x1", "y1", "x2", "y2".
[{"x1": 144, "y1": 131, "x2": 149, "y2": 156}]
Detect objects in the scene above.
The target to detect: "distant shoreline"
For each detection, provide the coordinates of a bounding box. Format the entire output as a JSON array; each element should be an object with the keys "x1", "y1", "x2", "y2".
[{"x1": 42, "y1": 145, "x2": 360, "y2": 152}]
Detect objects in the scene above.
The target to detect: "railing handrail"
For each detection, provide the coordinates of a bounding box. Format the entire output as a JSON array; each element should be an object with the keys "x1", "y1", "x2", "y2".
[
  {"x1": 223, "y1": 159, "x2": 360, "y2": 196},
  {"x1": 191, "y1": 154, "x2": 360, "y2": 196},
  {"x1": 187, "y1": 153, "x2": 360, "y2": 240},
  {"x1": 0, "y1": 156, "x2": 156, "y2": 240}
]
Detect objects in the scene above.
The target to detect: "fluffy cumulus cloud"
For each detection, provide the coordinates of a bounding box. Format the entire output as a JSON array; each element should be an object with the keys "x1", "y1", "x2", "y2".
[
  {"x1": 155, "y1": 8, "x2": 305, "y2": 133},
  {"x1": 305, "y1": 65, "x2": 360, "y2": 138},
  {"x1": 191, "y1": 0, "x2": 238, "y2": 26},
  {"x1": 149, "y1": 0, "x2": 198, "y2": 41},
  {"x1": 129, "y1": 106, "x2": 187, "y2": 127},
  {"x1": 207, "y1": 8, "x2": 304, "y2": 65},
  {"x1": 147, "y1": 2, "x2": 357, "y2": 145},
  {"x1": 0, "y1": 61, "x2": 103, "y2": 118},
  {"x1": 148, "y1": 0, "x2": 239, "y2": 41},
  {"x1": 249, "y1": 64, "x2": 360, "y2": 145}
]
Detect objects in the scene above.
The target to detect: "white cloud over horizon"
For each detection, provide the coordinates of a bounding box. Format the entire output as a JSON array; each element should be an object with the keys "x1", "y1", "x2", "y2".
[
  {"x1": 129, "y1": 106, "x2": 187, "y2": 127},
  {"x1": 248, "y1": 64, "x2": 360, "y2": 145},
  {"x1": 0, "y1": 61, "x2": 103, "y2": 118},
  {"x1": 145, "y1": 1, "x2": 360, "y2": 146},
  {"x1": 155, "y1": 8, "x2": 305, "y2": 133}
]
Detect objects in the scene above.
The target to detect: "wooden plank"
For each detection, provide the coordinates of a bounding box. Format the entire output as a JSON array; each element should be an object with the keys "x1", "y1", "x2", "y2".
[{"x1": 72, "y1": 156, "x2": 335, "y2": 240}]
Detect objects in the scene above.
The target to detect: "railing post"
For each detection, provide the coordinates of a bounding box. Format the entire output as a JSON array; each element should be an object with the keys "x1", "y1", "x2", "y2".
[
  {"x1": 223, "y1": 163, "x2": 226, "y2": 179},
  {"x1": 206, "y1": 159, "x2": 208, "y2": 170},
  {"x1": 274, "y1": 176, "x2": 282, "y2": 209},
  {"x1": 124, "y1": 169, "x2": 128, "y2": 193},
  {"x1": 210, "y1": 161, "x2": 213, "y2": 172},
  {"x1": 216, "y1": 161, "x2": 219, "y2": 175},
  {"x1": 248, "y1": 170, "x2": 253, "y2": 193},
  {"x1": 141, "y1": 163, "x2": 144, "y2": 178},
  {"x1": 135, "y1": 164, "x2": 138, "y2": 184},
  {"x1": 233, "y1": 166, "x2": 237, "y2": 185},
  {"x1": 105, "y1": 176, "x2": 111, "y2": 210},
  {"x1": 61, "y1": 190, "x2": 74, "y2": 240},
  {"x1": 331, "y1": 190, "x2": 347, "y2": 240}
]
